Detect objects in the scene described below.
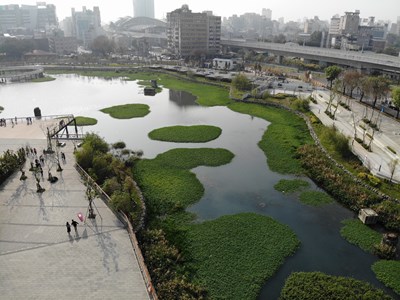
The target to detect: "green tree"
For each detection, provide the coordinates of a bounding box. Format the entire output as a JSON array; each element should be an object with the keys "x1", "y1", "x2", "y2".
[
  {"x1": 364, "y1": 76, "x2": 391, "y2": 109},
  {"x1": 325, "y1": 65, "x2": 342, "y2": 89},
  {"x1": 232, "y1": 74, "x2": 252, "y2": 91},
  {"x1": 383, "y1": 47, "x2": 399, "y2": 56},
  {"x1": 342, "y1": 69, "x2": 363, "y2": 98},
  {"x1": 273, "y1": 34, "x2": 286, "y2": 44},
  {"x1": 391, "y1": 86, "x2": 400, "y2": 118},
  {"x1": 0, "y1": 38, "x2": 35, "y2": 59},
  {"x1": 90, "y1": 35, "x2": 115, "y2": 57},
  {"x1": 306, "y1": 31, "x2": 322, "y2": 47}
]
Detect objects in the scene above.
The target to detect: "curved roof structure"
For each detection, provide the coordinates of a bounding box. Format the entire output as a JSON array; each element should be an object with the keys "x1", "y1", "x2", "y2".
[{"x1": 113, "y1": 16, "x2": 166, "y2": 32}]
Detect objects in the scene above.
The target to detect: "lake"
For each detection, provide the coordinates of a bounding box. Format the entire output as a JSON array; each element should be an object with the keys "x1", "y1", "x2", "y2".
[{"x1": 0, "y1": 74, "x2": 393, "y2": 299}]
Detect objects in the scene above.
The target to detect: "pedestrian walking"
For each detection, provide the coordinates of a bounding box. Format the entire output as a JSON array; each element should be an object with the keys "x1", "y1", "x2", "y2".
[
  {"x1": 71, "y1": 219, "x2": 79, "y2": 233},
  {"x1": 61, "y1": 152, "x2": 66, "y2": 162},
  {"x1": 66, "y1": 222, "x2": 71, "y2": 235}
]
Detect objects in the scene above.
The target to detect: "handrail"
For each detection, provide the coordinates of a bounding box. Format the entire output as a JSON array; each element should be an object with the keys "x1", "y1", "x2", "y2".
[{"x1": 74, "y1": 163, "x2": 157, "y2": 300}]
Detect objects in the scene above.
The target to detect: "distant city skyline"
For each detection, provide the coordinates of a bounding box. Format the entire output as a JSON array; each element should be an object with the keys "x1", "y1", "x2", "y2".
[{"x1": 0, "y1": 0, "x2": 397, "y2": 24}]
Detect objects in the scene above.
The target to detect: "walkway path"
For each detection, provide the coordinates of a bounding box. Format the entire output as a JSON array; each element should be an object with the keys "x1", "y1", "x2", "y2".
[
  {"x1": 310, "y1": 89, "x2": 400, "y2": 182},
  {"x1": 0, "y1": 121, "x2": 150, "y2": 299}
]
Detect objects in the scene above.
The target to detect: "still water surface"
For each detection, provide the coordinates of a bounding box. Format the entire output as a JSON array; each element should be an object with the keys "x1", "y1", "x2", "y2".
[{"x1": 0, "y1": 75, "x2": 394, "y2": 299}]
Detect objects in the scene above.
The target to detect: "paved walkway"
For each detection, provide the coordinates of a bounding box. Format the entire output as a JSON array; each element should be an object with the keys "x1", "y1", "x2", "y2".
[
  {"x1": 310, "y1": 89, "x2": 400, "y2": 182},
  {"x1": 0, "y1": 121, "x2": 150, "y2": 299}
]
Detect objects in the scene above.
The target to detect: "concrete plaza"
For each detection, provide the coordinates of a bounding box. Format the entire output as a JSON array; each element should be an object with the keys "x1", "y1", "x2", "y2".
[{"x1": 0, "y1": 120, "x2": 150, "y2": 299}]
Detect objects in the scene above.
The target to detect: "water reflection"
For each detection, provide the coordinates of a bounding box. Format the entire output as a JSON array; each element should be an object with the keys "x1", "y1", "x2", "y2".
[
  {"x1": 0, "y1": 74, "x2": 395, "y2": 298},
  {"x1": 169, "y1": 90, "x2": 198, "y2": 107}
]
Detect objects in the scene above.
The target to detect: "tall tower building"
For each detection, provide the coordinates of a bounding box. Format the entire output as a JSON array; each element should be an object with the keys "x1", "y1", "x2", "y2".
[
  {"x1": 167, "y1": 5, "x2": 221, "y2": 57},
  {"x1": 262, "y1": 8, "x2": 272, "y2": 20},
  {"x1": 340, "y1": 10, "x2": 360, "y2": 35},
  {"x1": 133, "y1": 0, "x2": 154, "y2": 19},
  {"x1": 71, "y1": 6, "x2": 102, "y2": 47}
]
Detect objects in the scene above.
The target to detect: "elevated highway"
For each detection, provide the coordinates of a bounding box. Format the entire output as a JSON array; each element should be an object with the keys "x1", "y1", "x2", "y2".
[{"x1": 221, "y1": 39, "x2": 400, "y2": 76}]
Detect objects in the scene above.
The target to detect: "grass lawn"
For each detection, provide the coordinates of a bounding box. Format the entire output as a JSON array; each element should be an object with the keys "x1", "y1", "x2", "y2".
[
  {"x1": 280, "y1": 272, "x2": 392, "y2": 300},
  {"x1": 228, "y1": 102, "x2": 313, "y2": 174},
  {"x1": 274, "y1": 179, "x2": 310, "y2": 193},
  {"x1": 74, "y1": 116, "x2": 97, "y2": 126},
  {"x1": 100, "y1": 103, "x2": 150, "y2": 119},
  {"x1": 372, "y1": 260, "x2": 400, "y2": 296},
  {"x1": 340, "y1": 219, "x2": 381, "y2": 252},
  {"x1": 148, "y1": 125, "x2": 222, "y2": 143},
  {"x1": 299, "y1": 190, "x2": 334, "y2": 206},
  {"x1": 187, "y1": 213, "x2": 300, "y2": 300},
  {"x1": 133, "y1": 148, "x2": 234, "y2": 216}
]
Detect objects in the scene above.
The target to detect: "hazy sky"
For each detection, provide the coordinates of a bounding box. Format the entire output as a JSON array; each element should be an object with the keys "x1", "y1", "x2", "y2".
[{"x1": 0, "y1": 0, "x2": 398, "y2": 23}]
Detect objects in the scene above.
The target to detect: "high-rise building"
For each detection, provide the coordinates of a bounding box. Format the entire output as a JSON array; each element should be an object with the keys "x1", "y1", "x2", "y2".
[
  {"x1": 0, "y1": 3, "x2": 58, "y2": 33},
  {"x1": 71, "y1": 6, "x2": 102, "y2": 47},
  {"x1": 133, "y1": 0, "x2": 154, "y2": 19},
  {"x1": 397, "y1": 16, "x2": 400, "y2": 36},
  {"x1": 167, "y1": 5, "x2": 221, "y2": 57},
  {"x1": 262, "y1": 8, "x2": 272, "y2": 21},
  {"x1": 340, "y1": 10, "x2": 360, "y2": 35}
]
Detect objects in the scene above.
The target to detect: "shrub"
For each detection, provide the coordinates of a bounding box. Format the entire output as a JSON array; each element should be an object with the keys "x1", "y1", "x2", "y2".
[
  {"x1": 372, "y1": 200, "x2": 400, "y2": 231},
  {"x1": 358, "y1": 173, "x2": 382, "y2": 187},
  {"x1": 262, "y1": 91, "x2": 271, "y2": 99},
  {"x1": 231, "y1": 74, "x2": 252, "y2": 91},
  {"x1": 291, "y1": 98, "x2": 310, "y2": 112},
  {"x1": 298, "y1": 144, "x2": 381, "y2": 211},
  {"x1": 373, "y1": 243, "x2": 397, "y2": 259},
  {"x1": 320, "y1": 126, "x2": 352, "y2": 159},
  {"x1": 140, "y1": 228, "x2": 207, "y2": 299},
  {"x1": 0, "y1": 148, "x2": 26, "y2": 185},
  {"x1": 307, "y1": 96, "x2": 317, "y2": 104},
  {"x1": 310, "y1": 115, "x2": 320, "y2": 124},
  {"x1": 112, "y1": 141, "x2": 126, "y2": 149},
  {"x1": 387, "y1": 146, "x2": 397, "y2": 154},
  {"x1": 110, "y1": 190, "x2": 134, "y2": 212}
]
